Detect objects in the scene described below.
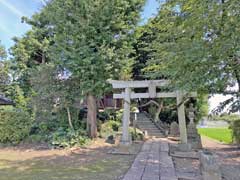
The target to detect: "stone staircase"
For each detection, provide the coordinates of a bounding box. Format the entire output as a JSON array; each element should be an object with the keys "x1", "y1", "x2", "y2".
[{"x1": 136, "y1": 112, "x2": 165, "y2": 138}]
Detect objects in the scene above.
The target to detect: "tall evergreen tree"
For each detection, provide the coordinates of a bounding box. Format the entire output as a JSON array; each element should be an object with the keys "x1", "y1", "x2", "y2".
[
  {"x1": 39, "y1": 0, "x2": 145, "y2": 137},
  {"x1": 0, "y1": 42, "x2": 10, "y2": 94}
]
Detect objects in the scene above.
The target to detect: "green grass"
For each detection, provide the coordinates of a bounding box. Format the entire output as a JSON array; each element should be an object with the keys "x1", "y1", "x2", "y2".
[
  {"x1": 198, "y1": 128, "x2": 233, "y2": 144},
  {"x1": 0, "y1": 142, "x2": 142, "y2": 180}
]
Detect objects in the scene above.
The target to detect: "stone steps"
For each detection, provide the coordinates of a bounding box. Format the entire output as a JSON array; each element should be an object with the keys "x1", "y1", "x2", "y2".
[
  {"x1": 138, "y1": 128, "x2": 159, "y2": 131},
  {"x1": 137, "y1": 126, "x2": 160, "y2": 130},
  {"x1": 147, "y1": 131, "x2": 164, "y2": 134},
  {"x1": 136, "y1": 113, "x2": 165, "y2": 138},
  {"x1": 137, "y1": 124, "x2": 158, "y2": 128},
  {"x1": 148, "y1": 134, "x2": 165, "y2": 138}
]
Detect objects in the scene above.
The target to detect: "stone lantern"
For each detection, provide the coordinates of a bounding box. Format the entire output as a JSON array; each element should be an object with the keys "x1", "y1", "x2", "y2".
[{"x1": 187, "y1": 103, "x2": 202, "y2": 149}]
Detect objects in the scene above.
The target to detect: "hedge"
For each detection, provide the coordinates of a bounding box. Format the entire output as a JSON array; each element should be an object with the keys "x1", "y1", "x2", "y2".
[
  {"x1": 231, "y1": 119, "x2": 240, "y2": 144},
  {"x1": 0, "y1": 108, "x2": 32, "y2": 144}
]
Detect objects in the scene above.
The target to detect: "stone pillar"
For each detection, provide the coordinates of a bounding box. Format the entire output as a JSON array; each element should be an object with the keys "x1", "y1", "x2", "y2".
[
  {"x1": 200, "y1": 151, "x2": 222, "y2": 180},
  {"x1": 121, "y1": 87, "x2": 131, "y2": 145},
  {"x1": 169, "y1": 121, "x2": 180, "y2": 137},
  {"x1": 176, "y1": 91, "x2": 188, "y2": 144},
  {"x1": 187, "y1": 103, "x2": 202, "y2": 149}
]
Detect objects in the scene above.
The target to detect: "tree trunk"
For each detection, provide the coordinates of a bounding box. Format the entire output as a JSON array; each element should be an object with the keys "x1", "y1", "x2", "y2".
[
  {"x1": 41, "y1": 51, "x2": 46, "y2": 64},
  {"x1": 154, "y1": 100, "x2": 163, "y2": 122},
  {"x1": 87, "y1": 94, "x2": 97, "y2": 138},
  {"x1": 66, "y1": 107, "x2": 74, "y2": 130},
  {"x1": 234, "y1": 69, "x2": 240, "y2": 95}
]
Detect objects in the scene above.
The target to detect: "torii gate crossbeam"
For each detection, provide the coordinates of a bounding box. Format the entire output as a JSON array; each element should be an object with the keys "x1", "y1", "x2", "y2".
[{"x1": 108, "y1": 80, "x2": 197, "y2": 145}]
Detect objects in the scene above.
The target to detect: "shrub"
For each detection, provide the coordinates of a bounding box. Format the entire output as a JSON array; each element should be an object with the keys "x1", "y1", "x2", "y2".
[
  {"x1": 231, "y1": 119, "x2": 240, "y2": 144},
  {"x1": 51, "y1": 128, "x2": 89, "y2": 148},
  {"x1": 26, "y1": 134, "x2": 49, "y2": 143},
  {"x1": 212, "y1": 114, "x2": 240, "y2": 123},
  {"x1": 129, "y1": 127, "x2": 144, "y2": 141},
  {"x1": 39, "y1": 121, "x2": 50, "y2": 133},
  {"x1": 100, "y1": 120, "x2": 121, "y2": 138},
  {"x1": 0, "y1": 108, "x2": 32, "y2": 144},
  {"x1": 98, "y1": 111, "x2": 110, "y2": 121},
  {"x1": 116, "y1": 109, "x2": 123, "y2": 122},
  {"x1": 29, "y1": 118, "x2": 60, "y2": 138},
  {"x1": 104, "y1": 109, "x2": 117, "y2": 121},
  {"x1": 110, "y1": 121, "x2": 121, "y2": 131}
]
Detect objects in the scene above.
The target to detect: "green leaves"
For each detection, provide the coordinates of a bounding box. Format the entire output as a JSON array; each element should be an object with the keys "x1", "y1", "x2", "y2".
[
  {"x1": 0, "y1": 108, "x2": 32, "y2": 144},
  {"x1": 159, "y1": 1, "x2": 239, "y2": 87},
  {"x1": 135, "y1": 0, "x2": 240, "y2": 113},
  {"x1": 0, "y1": 42, "x2": 6, "y2": 61},
  {"x1": 43, "y1": 0, "x2": 145, "y2": 95},
  {"x1": 0, "y1": 43, "x2": 10, "y2": 94}
]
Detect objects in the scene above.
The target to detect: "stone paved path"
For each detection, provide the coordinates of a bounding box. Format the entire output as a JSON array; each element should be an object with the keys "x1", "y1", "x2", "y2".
[{"x1": 123, "y1": 138, "x2": 177, "y2": 180}]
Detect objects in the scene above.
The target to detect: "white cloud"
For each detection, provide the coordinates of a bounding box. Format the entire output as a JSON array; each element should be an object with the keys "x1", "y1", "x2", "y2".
[{"x1": 0, "y1": 0, "x2": 25, "y2": 17}]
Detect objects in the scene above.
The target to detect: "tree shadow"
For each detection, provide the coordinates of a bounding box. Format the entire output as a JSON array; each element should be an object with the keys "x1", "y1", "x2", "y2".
[{"x1": 0, "y1": 142, "x2": 142, "y2": 180}]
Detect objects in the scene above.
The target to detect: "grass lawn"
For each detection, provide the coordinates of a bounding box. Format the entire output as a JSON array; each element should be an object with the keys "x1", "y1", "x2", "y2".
[
  {"x1": 198, "y1": 128, "x2": 233, "y2": 144},
  {"x1": 0, "y1": 140, "x2": 142, "y2": 180}
]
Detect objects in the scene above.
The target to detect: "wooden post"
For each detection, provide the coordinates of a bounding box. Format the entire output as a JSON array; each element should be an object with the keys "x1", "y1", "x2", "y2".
[
  {"x1": 121, "y1": 87, "x2": 131, "y2": 145},
  {"x1": 177, "y1": 91, "x2": 188, "y2": 144}
]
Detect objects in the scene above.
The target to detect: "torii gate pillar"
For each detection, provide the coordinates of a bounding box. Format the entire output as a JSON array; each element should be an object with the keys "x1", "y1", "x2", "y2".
[
  {"x1": 177, "y1": 90, "x2": 188, "y2": 144},
  {"x1": 108, "y1": 80, "x2": 196, "y2": 145},
  {"x1": 121, "y1": 87, "x2": 131, "y2": 145}
]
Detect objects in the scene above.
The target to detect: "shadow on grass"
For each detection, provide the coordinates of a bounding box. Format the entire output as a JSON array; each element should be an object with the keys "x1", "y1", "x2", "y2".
[{"x1": 0, "y1": 142, "x2": 142, "y2": 180}]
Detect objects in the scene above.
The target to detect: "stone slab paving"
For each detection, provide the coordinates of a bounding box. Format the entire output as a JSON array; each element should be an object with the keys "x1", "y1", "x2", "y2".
[{"x1": 123, "y1": 139, "x2": 178, "y2": 180}]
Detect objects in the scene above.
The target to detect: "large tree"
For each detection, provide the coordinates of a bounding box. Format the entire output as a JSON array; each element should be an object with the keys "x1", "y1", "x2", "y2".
[
  {"x1": 146, "y1": 0, "x2": 240, "y2": 113},
  {"x1": 9, "y1": 11, "x2": 54, "y2": 111},
  {"x1": 39, "y1": 0, "x2": 145, "y2": 138},
  {"x1": 0, "y1": 42, "x2": 6, "y2": 60},
  {"x1": 10, "y1": 13, "x2": 52, "y2": 97},
  {"x1": 0, "y1": 42, "x2": 10, "y2": 94}
]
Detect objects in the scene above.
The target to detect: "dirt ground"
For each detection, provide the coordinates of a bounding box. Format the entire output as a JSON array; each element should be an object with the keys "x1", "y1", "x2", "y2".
[
  {"x1": 173, "y1": 156, "x2": 201, "y2": 180},
  {"x1": 0, "y1": 139, "x2": 143, "y2": 180},
  {"x1": 170, "y1": 136, "x2": 240, "y2": 180},
  {"x1": 0, "y1": 137, "x2": 239, "y2": 180},
  {"x1": 201, "y1": 136, "x2": 240, "y2": 180},
  {"x1": 170, "y1": 140, "x2": 202, "y2": 180}
]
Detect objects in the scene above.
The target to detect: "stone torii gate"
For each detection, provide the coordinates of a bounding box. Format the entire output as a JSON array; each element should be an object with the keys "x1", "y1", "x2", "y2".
[{"x1": 108, "y1": 80, "x2": 197, "y2": 145}]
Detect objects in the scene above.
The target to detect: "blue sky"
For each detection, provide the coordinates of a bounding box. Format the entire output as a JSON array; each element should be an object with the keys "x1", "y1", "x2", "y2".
[
  {"x1": 0, "y1": 0, "x2": 160, "y2": 51},
  {"x1": 0, "y1": 0, "x2": 237, "y2": 113},
  {"x1": 0, "y1": 0, "x2": 46, "y2": 50}
]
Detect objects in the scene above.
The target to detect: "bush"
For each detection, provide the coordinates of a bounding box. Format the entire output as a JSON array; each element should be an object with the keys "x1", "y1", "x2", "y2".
[
  {"x1": 26, "y1": 134, "x2": 49, "y2": 143},
  {"x1": 115, "y1": 109, "x2": 123, "y2": 122},
  {"x1": 51, "y1": 128, "x2": 89, "y2": 148},
  {"x1": 30, "y1": 120, "x2": 59, "y2": 135},
  {"x1": 0, "y1": 108, "x2": 32, "y2": 144},
  {"x1": 100, "y1": 120, "x2": 121, "y2": 138},
  {"x1": 98, "y1": 111, "x2": 110, "y2": 121},
  {"x1": 212, "y1": 114, "x2": 240, "y2": 123},
  {"x1": 129, "y1": 127, "x2": 144, "y2": 141},
  {"x1": 110, "y1": 121, "x2": 121, "y2": 131},
  {"x1": 231, "y1": 119, "x2": 240, "y2": 144}
]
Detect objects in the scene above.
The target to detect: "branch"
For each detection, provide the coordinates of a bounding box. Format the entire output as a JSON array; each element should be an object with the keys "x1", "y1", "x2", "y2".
[{"x1": 138, "y1": 100, "x2": 160, "y2": 108}]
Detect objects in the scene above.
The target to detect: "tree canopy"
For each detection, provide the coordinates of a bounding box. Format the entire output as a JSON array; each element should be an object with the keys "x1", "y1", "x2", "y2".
[
  {"x1": 2, "y1": 0, "x2": 240, "y2": 145},
  {"x1": 9, "y1": 0, "x2": 146, "y2": 138},
  {"x1": 0, "y1": 42, "x2": 10, "y2": 93},
  {"x1": 142, "y1": 0, "x2": 240, "y2": 113}
]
